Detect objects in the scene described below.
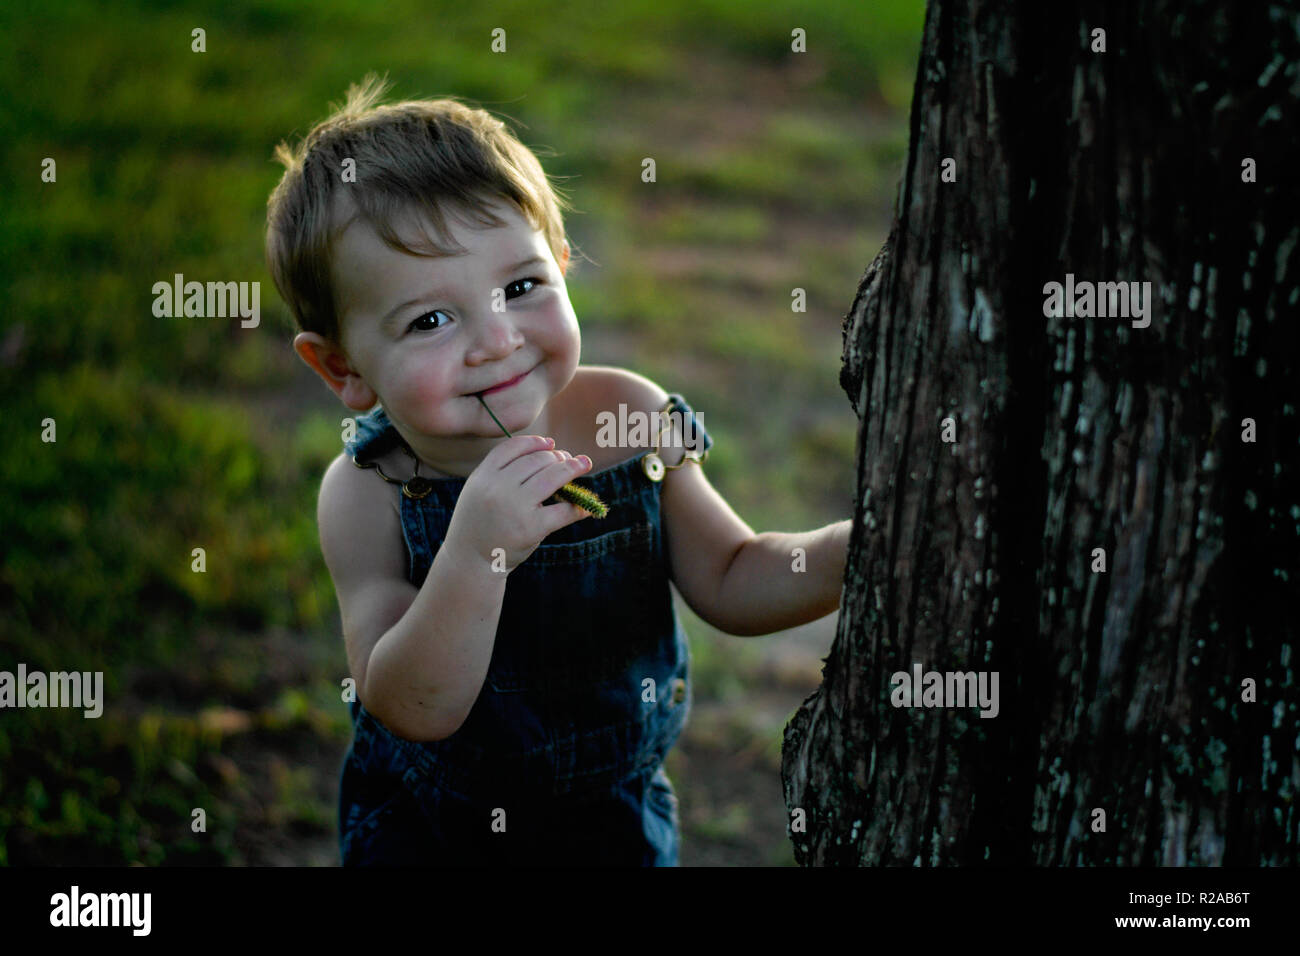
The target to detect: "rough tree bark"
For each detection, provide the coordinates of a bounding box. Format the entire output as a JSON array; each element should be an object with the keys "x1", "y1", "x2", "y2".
[{"x1": 782, "y1": 0, "x2": 1299, "y2": 865}]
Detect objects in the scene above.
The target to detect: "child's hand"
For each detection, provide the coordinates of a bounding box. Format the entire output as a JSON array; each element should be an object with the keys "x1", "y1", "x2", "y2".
[{"x1": 444, "y1": 435, "x2": 593, "y2": 572}]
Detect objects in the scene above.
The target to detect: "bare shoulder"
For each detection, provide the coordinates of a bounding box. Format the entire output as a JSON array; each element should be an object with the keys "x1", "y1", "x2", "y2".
[
  {"x1": 576, "y1": 364, "x2": 670, "y2": 414},
  {"x1": 564, "y1": 366, "x2": 674, "y2": 469},
  {"x1": 316, "y1": 452, "x2": 414, "y2": 693},
  {"x1": 316, "y1": 452, "x2": 406, "y2": 586}
]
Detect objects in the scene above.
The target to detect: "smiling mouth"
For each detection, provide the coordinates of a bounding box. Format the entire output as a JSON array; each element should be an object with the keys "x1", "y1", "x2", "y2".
[{"x1": 474, "y1": 367, "x2": 532, "y2": 396}]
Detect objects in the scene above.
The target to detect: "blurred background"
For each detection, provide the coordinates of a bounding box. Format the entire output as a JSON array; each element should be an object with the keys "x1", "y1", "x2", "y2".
[{"x1": 0, "y1": 0, "x2": 921, "y2": 864}]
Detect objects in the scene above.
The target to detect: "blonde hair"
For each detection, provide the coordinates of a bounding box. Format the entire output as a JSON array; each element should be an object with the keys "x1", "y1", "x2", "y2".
[{"x1": 265, "y1": 74, "x2": 576, "y2": 346}]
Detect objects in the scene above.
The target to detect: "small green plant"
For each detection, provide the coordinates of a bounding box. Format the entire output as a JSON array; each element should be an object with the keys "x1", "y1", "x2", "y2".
[{"x1": 476, "y1": 394, "x2": 609, "y2": 519}]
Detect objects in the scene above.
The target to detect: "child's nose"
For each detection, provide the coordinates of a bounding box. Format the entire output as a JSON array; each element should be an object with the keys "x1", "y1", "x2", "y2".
[{"x1": 467, "y1": 310, "x2": 524, "y2": 359}]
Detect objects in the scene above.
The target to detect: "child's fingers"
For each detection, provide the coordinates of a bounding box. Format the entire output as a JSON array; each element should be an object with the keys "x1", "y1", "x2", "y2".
[
  {"x1": 521, "y1": 455, "x2": 592, "y2": 506},
  {"x1": 487, "y1": 434, "x2": 555, "y2": 470},
  {"x1": 502, "y1": 447, "x2": 572, "y2": 486},
  {"x1": 538, "y1": 497, "x2": 595, "y2": 533}
]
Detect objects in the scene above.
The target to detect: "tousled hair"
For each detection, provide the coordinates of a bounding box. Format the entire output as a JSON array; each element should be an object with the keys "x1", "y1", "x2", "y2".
[{"x1": 265, "y1": 74, "x2": 576, "y2": 347}]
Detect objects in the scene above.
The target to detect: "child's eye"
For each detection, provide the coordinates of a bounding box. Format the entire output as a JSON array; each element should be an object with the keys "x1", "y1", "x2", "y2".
[
  {"x1": 405, "y1": 279, "x2": 543, "y2": 334},
  {"x1": 506, "y1": 277, "x2": 543, "y2": 298},
  {"x1": 407, "y1": 310, "x2": 450, "y2": 334}
]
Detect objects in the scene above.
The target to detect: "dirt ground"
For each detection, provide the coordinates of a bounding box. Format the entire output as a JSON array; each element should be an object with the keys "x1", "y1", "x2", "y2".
[{"x1": 673, "y1": 610, "x2": 838, "y2": 867}]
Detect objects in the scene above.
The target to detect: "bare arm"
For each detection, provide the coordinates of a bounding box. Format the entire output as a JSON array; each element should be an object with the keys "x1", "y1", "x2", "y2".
[
  {"x1": 319, "y1": 435, "x2": 591, "y2": 742},
  {"x1": 609, "y1": 367, "x2": 853, "y2": 638},
  {"x1": 711, "y1": 520, "x2": 851, "y2": 636},
  {"x1": 318, "y1": 453, "x2": 505, "y2": 742},
  {"x1": 362, "y1": 539, "x2": 507, "y2": 742}
]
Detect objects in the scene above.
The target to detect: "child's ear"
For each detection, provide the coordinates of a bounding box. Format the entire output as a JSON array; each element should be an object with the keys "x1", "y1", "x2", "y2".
[
  {"x1": 293, "y1": 332, "x2": 378, "y2": 411},
  {"x1": 559, "y1": 239, "x2": 570, "y2": 275}
]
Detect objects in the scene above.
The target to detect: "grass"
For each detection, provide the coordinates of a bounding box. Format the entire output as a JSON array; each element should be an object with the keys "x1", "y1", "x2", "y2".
[{"x1": 0, "y1": 0, "x2": 921, "y2": 864}]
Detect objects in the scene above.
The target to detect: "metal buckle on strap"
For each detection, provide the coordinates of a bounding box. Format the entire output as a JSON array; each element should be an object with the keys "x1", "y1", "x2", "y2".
[
  {"x1": 641, "y1": 398, "x2": 708, "y2": 483},
  {"x1": 353, "y1": 454, "x2": 434, "y2": 499}
]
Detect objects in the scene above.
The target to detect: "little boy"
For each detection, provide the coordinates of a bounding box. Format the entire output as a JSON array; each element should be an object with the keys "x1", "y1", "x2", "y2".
[{"x1": 266, "y1": 75, "x2": 851, "y2": 865}]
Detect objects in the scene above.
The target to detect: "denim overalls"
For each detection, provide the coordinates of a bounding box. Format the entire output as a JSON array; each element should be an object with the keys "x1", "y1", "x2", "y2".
[{"x1": 336, "y1": 393, "x2": 712, "y2": 866}]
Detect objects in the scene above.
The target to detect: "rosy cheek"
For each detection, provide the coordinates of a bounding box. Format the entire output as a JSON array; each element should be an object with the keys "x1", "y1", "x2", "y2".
[
  {"x1": 383, "y1": 365, "x2": 444, "y2": 410},
  {"x1": 410, "y1": 381, "x2": 450, "y2": 409}
]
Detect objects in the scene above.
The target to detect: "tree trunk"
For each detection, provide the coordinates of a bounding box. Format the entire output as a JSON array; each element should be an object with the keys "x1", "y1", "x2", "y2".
[{"x1": 782, "y1": 0, "x2": 1299, "y2": 865}]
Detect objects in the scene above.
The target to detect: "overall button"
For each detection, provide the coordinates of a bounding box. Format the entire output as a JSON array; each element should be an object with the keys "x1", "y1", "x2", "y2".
[
  {"x1": 402, "y1": 476, "x2": 434, "y2": 499},
  {"x1": 642, "y1": 453, "x2": 665, "y2": 482}
]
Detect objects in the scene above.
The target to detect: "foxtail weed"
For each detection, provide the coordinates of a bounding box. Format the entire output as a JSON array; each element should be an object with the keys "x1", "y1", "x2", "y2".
[{"x1": 477, "y1": 394, "x2": 609, "y2": 519}]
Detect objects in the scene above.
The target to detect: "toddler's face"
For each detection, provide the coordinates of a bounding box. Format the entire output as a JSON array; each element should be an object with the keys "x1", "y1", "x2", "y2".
[{"x1": 322, "y1": 198, "x2": 580, "y2": 463}]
